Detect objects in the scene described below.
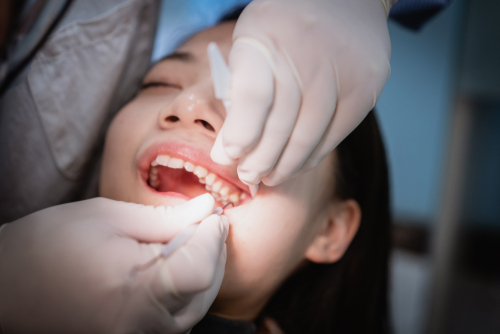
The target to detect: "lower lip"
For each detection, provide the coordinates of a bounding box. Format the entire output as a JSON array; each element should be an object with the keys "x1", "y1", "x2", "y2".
[
  {"x1": 157, "y1": 191, "x2": 191, "y2": 201},
  {"x1": 139, "y1": 172, "x2": 192, "y2": 200}
]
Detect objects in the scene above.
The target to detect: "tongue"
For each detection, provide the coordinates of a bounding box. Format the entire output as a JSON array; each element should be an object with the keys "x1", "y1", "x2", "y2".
[{"x1": 156, "y1": 167, "x2": 208, "y2": 199}]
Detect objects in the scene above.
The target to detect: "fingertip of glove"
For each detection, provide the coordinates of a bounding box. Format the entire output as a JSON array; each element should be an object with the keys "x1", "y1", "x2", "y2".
[
  {"x1": 237, "y1": 169, "x2": 261, "y2": 186},
  {"x1": 262, "y1": 173, "x2": 285, "y2": 187},
  {"x1": 198, "y1": 192, "x2": 216, "y2": 202},
  {"x1": 223, "y1": 143, "x2": 246, "y2": 161},
  {"x1": 187, "y1": 193, "x2": 215, "y2": 209},
  {"x1": 167, "y1": 194, "x2": 215, "y2": 227},
  {"x1": 211, "y1": 142, "x2": 236, "y2": 165}
]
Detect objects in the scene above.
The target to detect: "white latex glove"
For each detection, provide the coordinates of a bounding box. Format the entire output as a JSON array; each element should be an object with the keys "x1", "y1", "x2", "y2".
[
  {"x1": 0, "y1": 194, "x2": 228, "y2": 334},
  {"x1": 211, "y1": 0, "x2": 392, "y2": 186}
]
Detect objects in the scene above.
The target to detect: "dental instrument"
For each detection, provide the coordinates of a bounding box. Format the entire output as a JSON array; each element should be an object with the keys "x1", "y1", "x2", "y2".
[
  {"x1": 248, "y1": 184, "x2": 258, "y2": 198},
  {"x1": 126, "y1": 202, "x2": 233, "y2": 283},
  {"x1": 208, "y1": 42, "x2": 259, "y2": 199}
]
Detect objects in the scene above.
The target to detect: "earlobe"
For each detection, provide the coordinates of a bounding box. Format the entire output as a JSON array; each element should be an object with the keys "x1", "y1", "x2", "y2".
[{"x1": 305, "y1": 200, "x2": 361, "y2": 264}]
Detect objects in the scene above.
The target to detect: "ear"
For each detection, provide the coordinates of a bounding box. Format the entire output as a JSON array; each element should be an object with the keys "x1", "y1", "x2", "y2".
[{"x1": 305, "y1": 200, "x2": 361, "y2": 264}]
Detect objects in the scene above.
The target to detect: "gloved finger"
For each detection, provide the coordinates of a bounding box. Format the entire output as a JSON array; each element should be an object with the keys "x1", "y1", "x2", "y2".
[
  {"x1": 210, "y1": 126, "x2": 237, "y2": 165},
  {"x1": 297, "y1": 92, "x2": 376, "y2": 174},
  {"x1": 152, "y1": 214, "x2": 228, "y2": 299},
  {"x1": 171, "y1": 244, "x2": 227, "y2": 330},
  {"x1": 215, "y1": 39, "x2": 275, "y2": 161},
  {"x1": 162, "y1": 193, "x2": 216, "y2": 228},
  {"x1": 236, "y1": 54, "x2": 301, "y2": 185},
  {"x1": 296, "y1": 48, "x2": 390, "y2": 174},
  {"x1": 105, "y1": 193, "x2": 215, "y2": 243},
  {"x1": 262, "y1": 65, "x2": 337, "y2": 186}
]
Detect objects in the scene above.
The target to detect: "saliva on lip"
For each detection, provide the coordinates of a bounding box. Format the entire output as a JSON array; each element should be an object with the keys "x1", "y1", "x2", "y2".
[{"x1": 147, "y1": 154, "x2": 248, "y2": 206}]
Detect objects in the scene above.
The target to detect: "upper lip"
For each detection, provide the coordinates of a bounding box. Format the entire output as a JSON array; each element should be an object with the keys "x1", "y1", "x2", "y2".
[{"x1": 137, "y1": 140, "x2": 250, "y2": 194}]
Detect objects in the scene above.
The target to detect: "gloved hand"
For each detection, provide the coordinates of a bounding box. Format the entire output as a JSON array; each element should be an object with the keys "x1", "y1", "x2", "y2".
[
  {"x1": 0, "y1": 194, "x2": 228, "y2": 334},
  {"x1": 211, "y1": 0, "x2": 392, "y2": 186}
]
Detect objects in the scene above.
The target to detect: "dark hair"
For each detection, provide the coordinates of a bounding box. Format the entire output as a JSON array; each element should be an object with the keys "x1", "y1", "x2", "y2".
[{"x1": 257, "y1": 111, "x2": 392, "y2": 334}]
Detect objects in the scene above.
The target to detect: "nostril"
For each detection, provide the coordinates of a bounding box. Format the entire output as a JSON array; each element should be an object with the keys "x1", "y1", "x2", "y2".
[
  {"x1": 195, "y1": 119, "x2": 215, "y2": 132},
  {"x1": 165, "y1": 116, "x2": 180, "y2": 123}
]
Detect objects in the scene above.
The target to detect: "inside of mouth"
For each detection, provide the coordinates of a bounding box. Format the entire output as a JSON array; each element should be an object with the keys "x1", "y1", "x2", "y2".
[
  {"x1": 153, "y1": 167, "x2": 204, "y2": 197},
  {"x1": 147, "y1": 156, "x2": 249, "y2": 207}
]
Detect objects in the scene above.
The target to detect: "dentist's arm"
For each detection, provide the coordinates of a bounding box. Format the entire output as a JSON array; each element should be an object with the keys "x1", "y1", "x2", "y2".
[
  {"x1": 0, "y1": 194, "x2": 227, "y2": 334},
  {"x1": 211, "y1": 0, "x2": 393, "y2": 187}
]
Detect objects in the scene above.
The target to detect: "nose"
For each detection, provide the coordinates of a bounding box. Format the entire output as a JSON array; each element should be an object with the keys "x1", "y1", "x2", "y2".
[{"x1": 158, "y1": 79, "x2": 224, "y2": 136}]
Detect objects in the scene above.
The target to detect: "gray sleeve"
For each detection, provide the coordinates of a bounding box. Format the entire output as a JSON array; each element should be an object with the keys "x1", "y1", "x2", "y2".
[{"x1": 0, "y1": 0, "x2": 159, "y2": 223}]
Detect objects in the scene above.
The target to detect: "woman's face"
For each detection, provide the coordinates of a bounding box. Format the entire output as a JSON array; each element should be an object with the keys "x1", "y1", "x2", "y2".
[{"x1": 100, "y1": 21, "x2": 336, "y2": 320}]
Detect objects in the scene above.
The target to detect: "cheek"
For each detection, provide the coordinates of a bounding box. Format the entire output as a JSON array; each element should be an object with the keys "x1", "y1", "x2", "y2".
[
  {"x1": 217, "y1": 156, "x2": 335, "y2": 299},
  {"x1": 219, "y1": 188, "x2": 319, "y2": 298},
  {"x1": 100, "y1": 100, "x2": 158, "y2": 199}
]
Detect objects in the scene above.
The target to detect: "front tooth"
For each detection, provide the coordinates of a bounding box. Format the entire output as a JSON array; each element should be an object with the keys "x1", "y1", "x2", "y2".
[
  {"x1": 229, "y1": 193, "x2": 239, "y2": 203},
  {"x1": 184, "y1": 162, "x2": 195, "y2": 172},
  {"x1": 168, "y1": 157, "x2": 184, "y2": 169},
  {"x1": 151, "y1": 160, "x2": 158, "y2": 166},
  {"x1": 205, "y1": 173, "x2": 216, "y2": 186},
  {"x1": 212, "y1": 181, "x2": 222, "y2": 192},
  {"x1": 220, "y1": 187, "x2": 229, "y2": 197},
  {"x1": 156, "y1": 155, "x2": 170, "y2": 166},
  {"x1": 193, "y1": 166, "x2": 208, "y2": 178}
]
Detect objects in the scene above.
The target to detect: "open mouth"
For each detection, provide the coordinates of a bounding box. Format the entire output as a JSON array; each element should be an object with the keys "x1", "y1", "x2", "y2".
[{"x1": 143, "y1": 153, "x2": 250, "y2": 207}]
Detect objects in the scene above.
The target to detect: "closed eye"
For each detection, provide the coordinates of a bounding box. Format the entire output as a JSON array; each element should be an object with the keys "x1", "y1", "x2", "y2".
[{"x1": 141, "y1": 82, "x2": 182, "y2": 90}]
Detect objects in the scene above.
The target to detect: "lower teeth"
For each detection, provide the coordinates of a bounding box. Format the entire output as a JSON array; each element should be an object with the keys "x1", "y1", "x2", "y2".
[{"x1": 147, "y1": 166, "x2": 244, "y2": 205}]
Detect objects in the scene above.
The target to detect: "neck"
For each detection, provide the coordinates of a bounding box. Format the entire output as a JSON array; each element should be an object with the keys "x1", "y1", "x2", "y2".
[{"x1": 208, "y1": 295, "x2": 270, "y2": 322}]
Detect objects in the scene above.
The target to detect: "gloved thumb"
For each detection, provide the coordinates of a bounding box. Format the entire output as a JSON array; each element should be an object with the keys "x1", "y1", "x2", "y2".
[
  {"x1": 103, "y1": 194, "x2": 215, "y2": 243},
  {"x1": 150, "y1": 214, "x2": 228, "y2": 303}
]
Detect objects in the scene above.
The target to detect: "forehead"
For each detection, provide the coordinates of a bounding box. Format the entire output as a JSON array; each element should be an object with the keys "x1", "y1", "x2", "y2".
[{"x1": 144, "y1": 21, "x2": 235, "y2": 82}]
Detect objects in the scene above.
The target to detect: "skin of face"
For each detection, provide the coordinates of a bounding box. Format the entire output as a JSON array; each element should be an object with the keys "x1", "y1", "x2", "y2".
[{"x1": 100, "y1": 21, "x2": 349, "y2": 321}]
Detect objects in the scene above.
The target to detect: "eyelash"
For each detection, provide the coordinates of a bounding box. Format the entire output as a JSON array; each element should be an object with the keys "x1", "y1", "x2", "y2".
[{"x1": 141, "y1": 82, "x2": 181, "y2": 90}]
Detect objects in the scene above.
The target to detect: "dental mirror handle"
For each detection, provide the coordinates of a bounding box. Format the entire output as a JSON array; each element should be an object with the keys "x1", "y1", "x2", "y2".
[
  {"x1": 248, "y1": 184, "x2": 258, "y2": 198},
  {"x1": 208, "y1": 42, "x2": 231, "y2": 111},
  {"x1": 208, "y1": 42, "x2": 259, "y2": 199}
]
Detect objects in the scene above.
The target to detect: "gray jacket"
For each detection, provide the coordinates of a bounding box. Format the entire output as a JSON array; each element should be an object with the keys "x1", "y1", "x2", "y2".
[{"x1": 0, "y1": 0, "x2": 159, "y2": 223}]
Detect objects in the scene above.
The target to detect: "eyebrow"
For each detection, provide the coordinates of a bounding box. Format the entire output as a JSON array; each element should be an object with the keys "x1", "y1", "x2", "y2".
[{"x1": 158, "y1": 51, "x2": 195, "y2": 63}]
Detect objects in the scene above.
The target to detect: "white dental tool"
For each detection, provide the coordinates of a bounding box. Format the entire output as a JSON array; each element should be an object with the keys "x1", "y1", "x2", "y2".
[
  {"x1": 208, "y1": 42, "x2": 259, "y2": 199},
  {"x1": 126, "y1": 203, "x2": 233, "y2": 283}
]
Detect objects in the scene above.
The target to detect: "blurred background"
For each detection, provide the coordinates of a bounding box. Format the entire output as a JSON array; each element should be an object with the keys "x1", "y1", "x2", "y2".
[{"x1": 376, "y1": 0, "x2": 500, "y2": 333}]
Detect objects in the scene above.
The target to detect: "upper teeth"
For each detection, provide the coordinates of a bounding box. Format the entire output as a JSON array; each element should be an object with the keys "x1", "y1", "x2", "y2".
[
  {"x1": 168, "y1": 157, "x2": 184, "y2": 169},
  {"x1": 193, "y1": 166, "x2": 208, "y2": 178},
  {"x1": 149, "y1": 154, "x2": 244, "y2": 205}
]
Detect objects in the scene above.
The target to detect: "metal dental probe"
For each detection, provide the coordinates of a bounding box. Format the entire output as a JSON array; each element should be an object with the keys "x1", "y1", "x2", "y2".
[{"x1": 126, "y1": 202, "x2": 234, "y2": 283}]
